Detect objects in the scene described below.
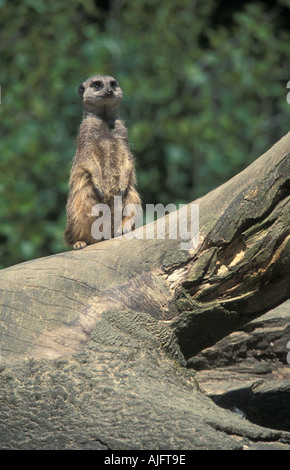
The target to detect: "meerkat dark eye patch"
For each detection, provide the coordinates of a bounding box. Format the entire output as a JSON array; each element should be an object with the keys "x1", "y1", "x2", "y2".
[
  {"x1": 92, "y1": 80, "x2": 103, "y2": 89},
  {"x1": 110, "y1": 80, "x2": 118, "y2": 88}
]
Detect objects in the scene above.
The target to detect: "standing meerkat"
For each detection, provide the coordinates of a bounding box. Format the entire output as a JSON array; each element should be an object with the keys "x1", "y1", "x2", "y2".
[{"x1": 64, "y1": 74, "x2": 142, "y2": 250}]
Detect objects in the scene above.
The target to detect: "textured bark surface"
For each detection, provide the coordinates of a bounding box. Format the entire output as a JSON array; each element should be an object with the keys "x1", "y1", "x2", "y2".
[
  {"x1": 190, "y1": 300, "x2": 290, "y2": 433},
  {"x1": 0, "y1": 132, "x2": 289, "y2": 449}
]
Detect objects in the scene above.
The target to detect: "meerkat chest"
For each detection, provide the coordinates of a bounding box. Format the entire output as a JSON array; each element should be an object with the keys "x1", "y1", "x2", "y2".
[
  {"x1": 98, "y1": 134, "x2": 121, "y2": 158},
  {"x1": 92, "y1": 133, "x2": 128, "y2": 191},
  {"x1": 96, "y1": 127, "x2": 129, "y2": 166}
]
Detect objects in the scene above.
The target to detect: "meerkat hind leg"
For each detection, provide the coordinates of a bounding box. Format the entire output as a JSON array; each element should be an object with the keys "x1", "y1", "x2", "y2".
[{"x1": 73, "y1": 241, "x2": 87, "y2": 250}]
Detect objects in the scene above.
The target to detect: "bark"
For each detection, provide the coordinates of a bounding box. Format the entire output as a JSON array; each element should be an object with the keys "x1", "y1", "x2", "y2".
[
  {"x1": 0, "y1": 132, "x2": 289, "y2": 450},
  {"x1": 191, "y1": 300, "x2": 290, "y2": 433}
]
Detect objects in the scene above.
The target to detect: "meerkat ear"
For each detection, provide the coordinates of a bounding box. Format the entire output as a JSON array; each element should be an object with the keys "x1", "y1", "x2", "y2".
[{"x1": 78, "y1": 84, "x2": 85, "y2": 98}]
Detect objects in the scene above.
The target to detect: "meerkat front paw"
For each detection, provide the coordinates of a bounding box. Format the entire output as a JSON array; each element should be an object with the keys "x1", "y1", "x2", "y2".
[
  {"x1": 73, "y1": 241, "x2": 87, "y2": 250},
  {"x1": 119, "y1": 186, "x2": 127, "y2": 197},
  {"x1": 96, "y1": 187, "x2": 105, "y2": 198}
]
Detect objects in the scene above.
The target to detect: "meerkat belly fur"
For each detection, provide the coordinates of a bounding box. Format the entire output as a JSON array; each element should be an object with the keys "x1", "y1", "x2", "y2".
[{"x1": 64, "y1": 75, "x2": 141, "y2": 250}]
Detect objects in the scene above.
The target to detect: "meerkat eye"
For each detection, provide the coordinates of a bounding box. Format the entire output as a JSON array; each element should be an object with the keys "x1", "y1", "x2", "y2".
[
  {"x1": 110, "y1": 80, "x2": 118, "y2": 88},
  {"x1": 92, "y1": 80, "x2": 103, "y2": 89}
]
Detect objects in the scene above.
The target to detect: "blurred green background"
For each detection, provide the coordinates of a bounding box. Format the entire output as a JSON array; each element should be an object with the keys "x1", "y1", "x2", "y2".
[{"x1": 0, "y1": 0, "x2": 289, "y2": 268}]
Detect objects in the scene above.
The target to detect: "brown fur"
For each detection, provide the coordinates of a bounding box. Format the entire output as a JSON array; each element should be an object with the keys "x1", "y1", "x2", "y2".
[{"x1": 64, "y1": 75, "x2": 141, "y2": 249}]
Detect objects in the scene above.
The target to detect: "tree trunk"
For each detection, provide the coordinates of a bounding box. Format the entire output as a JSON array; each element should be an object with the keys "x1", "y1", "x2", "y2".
[{"x1": 0, "y1": 132, "x2": 289, "y2": 450}]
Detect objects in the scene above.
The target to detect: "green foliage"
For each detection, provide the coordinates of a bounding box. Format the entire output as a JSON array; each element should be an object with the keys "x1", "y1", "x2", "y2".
[{"x1": 0, "y1": 0, "x2": 289, "y2": 268}]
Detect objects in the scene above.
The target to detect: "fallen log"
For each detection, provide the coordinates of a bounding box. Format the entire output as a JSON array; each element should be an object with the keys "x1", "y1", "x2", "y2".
[{"x1": 0, "y1": 132, "x2": 289, "y2": 449}]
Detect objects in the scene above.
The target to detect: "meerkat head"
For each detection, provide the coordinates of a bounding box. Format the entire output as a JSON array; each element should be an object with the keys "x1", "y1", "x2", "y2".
[{"x1": 78, "y1": 75, "x2": 123, "y2": 112}]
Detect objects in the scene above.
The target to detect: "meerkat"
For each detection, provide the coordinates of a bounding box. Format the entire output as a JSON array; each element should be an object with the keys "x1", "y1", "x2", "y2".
[{"x1": 64, "y1": 74, "x2": 142, "y2": 250}]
